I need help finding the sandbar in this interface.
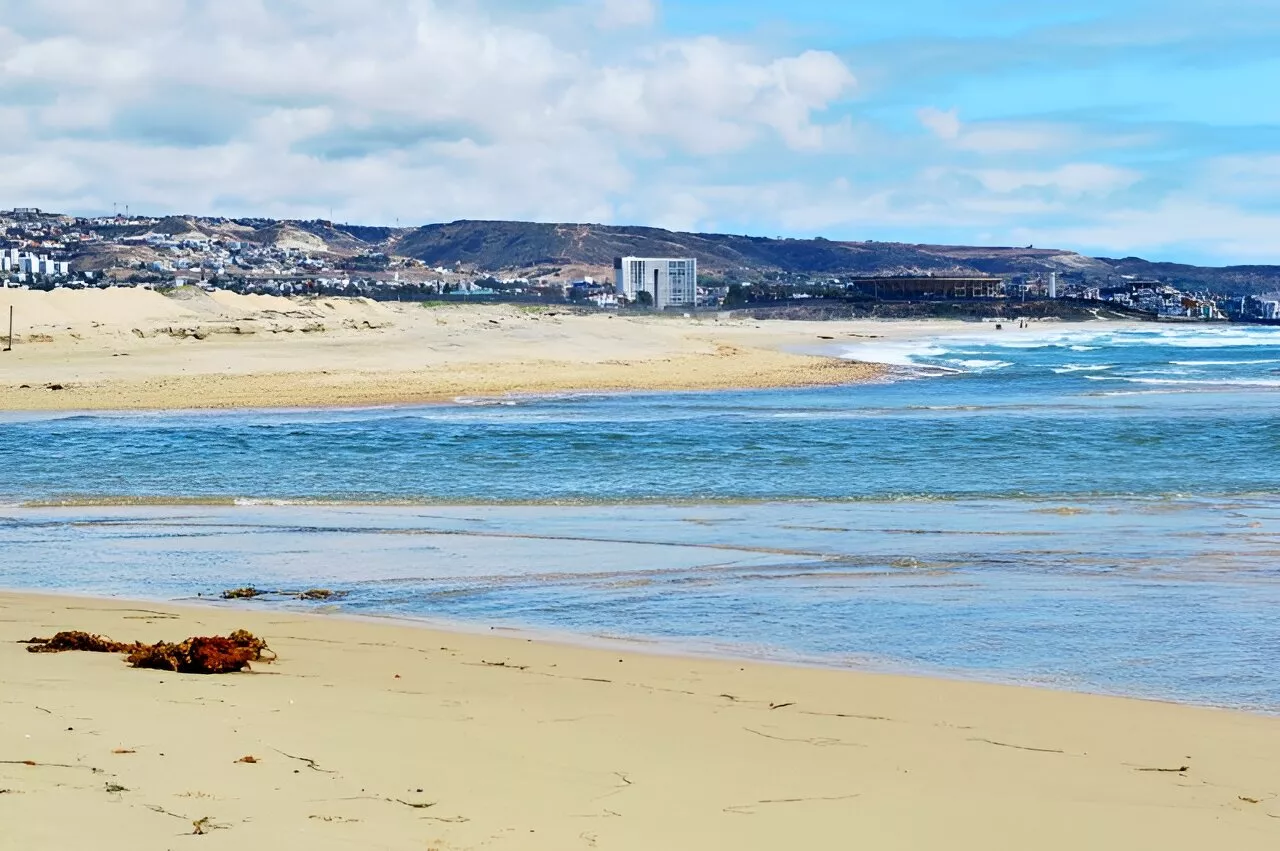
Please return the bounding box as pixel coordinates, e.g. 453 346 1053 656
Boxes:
0 288 1122 410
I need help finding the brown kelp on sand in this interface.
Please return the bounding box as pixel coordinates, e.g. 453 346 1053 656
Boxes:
22 629 274 674
220 586 347 602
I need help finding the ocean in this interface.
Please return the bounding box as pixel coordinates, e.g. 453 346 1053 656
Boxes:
3 323 1280 710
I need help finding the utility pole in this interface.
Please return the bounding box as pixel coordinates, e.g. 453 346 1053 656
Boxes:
4 305 12 352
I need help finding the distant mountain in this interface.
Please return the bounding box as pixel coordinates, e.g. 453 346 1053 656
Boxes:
1096 257 1280 297
390 220 1280 295
392 220 1117 278
61 214 1280 295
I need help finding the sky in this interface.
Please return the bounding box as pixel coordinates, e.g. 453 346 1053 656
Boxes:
1 0 1278 264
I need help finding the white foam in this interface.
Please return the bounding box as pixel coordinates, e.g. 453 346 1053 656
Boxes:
453 397 520 406
842 325 1280 371
1089 376 1280 388
1052 364 1113 374
950 359 1012 371
1171 358 1280 366
838 342 949 367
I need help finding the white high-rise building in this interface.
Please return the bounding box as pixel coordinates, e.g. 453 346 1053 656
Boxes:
2 250 71 277
614 256 697 309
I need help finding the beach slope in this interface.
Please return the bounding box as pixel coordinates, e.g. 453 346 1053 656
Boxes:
1 592 1277 850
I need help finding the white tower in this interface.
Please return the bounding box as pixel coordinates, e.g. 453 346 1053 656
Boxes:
1049 272 1058 299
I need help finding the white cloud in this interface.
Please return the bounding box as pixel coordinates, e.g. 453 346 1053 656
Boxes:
1203 154 1280 199
0 0 856 222
917 108 1124 155
597 0 658 30
917 106 960 140
970 163 1141 196
954 124 1067 153
1010 199 1280 263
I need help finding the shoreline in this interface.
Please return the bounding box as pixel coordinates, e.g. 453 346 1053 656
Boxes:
5 583 1274 718
0 347 887 412
3 588 1279 848
0 290 1145 412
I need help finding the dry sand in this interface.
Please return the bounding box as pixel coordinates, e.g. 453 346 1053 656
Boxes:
0 287 1085 410
1 591 1278 850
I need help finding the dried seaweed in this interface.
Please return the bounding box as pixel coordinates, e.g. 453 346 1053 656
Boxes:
24 630 274 675
298 589 346 601
221 587 265 600
24 632 138 654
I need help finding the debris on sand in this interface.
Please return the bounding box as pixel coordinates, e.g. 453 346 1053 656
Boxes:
219 586 349 602
23 632 135 654
128 631 275 674
23 630 275 675
191 816 226 835
221 587 266 600
297 589 346 601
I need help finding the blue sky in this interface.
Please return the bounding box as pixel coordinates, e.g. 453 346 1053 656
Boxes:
0 0 1277 264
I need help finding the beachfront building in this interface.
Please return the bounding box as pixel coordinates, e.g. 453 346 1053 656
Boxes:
614 256 698 309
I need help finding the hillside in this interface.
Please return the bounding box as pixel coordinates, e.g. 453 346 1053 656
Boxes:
387 221 1224 288
54 215 1280 295
392 220 1111 277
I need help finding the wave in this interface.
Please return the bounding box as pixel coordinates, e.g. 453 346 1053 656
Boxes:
949 359 1012 371
1086 376 1280 388
1171 359 1280 366
838 342 950 366
452 397 520 407
1052 364 1113 374
16 491 1280 510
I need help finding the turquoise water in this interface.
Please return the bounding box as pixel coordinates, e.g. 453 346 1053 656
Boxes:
3 324 1280 709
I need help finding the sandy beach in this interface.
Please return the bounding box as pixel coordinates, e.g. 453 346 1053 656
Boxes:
1 591 1277 850
0 287 1098 411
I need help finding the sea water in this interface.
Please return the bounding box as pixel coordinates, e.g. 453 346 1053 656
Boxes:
2 324 1280 710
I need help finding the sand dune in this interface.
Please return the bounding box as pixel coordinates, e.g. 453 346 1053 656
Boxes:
1 592 1278 850
0 288 911 410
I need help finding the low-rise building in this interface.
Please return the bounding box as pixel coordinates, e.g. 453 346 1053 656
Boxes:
843 276 1004 300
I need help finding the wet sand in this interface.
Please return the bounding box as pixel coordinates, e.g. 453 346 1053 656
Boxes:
2 590 1278 850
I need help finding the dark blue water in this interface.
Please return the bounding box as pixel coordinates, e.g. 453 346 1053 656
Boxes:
3 324 1280 710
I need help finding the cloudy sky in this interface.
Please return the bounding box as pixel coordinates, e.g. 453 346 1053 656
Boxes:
1 0 1277 264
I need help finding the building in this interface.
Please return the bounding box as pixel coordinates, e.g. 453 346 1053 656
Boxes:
2 250 70 277
843 275 1004 300
614 256 698 309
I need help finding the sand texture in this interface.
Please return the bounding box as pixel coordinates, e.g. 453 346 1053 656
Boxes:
0 288 1098 410
1 592 1277 850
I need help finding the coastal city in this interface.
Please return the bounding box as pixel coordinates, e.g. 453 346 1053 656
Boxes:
2 206 1276 322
